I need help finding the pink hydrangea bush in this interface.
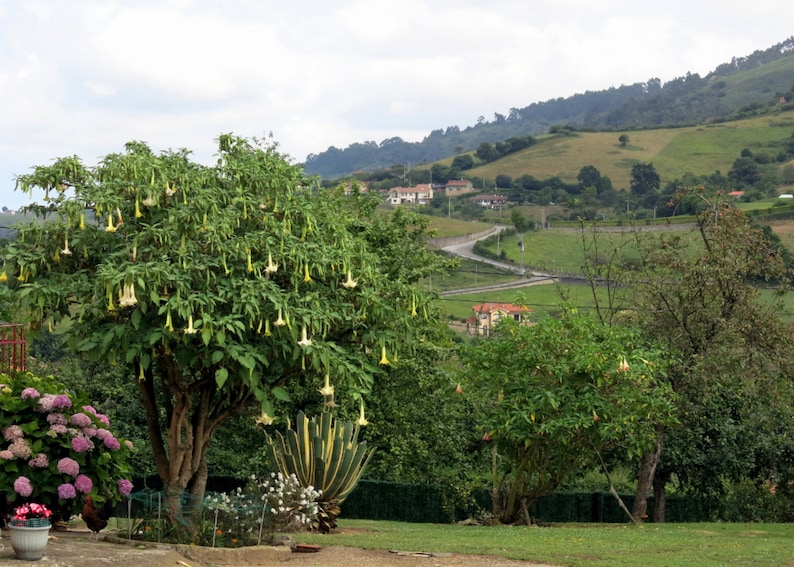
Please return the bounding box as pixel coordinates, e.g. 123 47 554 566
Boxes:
0 371 134 520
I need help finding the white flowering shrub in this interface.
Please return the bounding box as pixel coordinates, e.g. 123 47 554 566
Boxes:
202 472 321 546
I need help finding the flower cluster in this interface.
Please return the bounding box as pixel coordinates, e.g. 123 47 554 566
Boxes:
0 371 134 519
12 502 52 522
200 472 321 546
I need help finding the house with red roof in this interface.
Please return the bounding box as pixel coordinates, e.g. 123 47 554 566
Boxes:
467 302 533 336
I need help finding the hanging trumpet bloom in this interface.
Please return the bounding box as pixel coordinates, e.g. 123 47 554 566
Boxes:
61 236 72 256
142 196 155 207
164 309 175 332
455 383 462 394
254 411 274 426
246 247 254 273
303 264 312 283
274 308 286 327
119 283 138 307
617 356 630 372
297 326 312 347
184 315 198 334
165 182 176 197
411 297 418 317
79 211 86 230
356 401 370 427
263 319 272 336
264 253 278 274
342 270 358 289
379 345 391 366
319 374 334 398
139 362 145 381
105 214 116 233
116 207 123 228
0 270 7 283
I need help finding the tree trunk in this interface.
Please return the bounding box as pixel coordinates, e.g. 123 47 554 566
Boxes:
632 436 663 522
653 470 669 523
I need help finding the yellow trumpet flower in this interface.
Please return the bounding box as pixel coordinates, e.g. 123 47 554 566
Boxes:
298 326 312 347
164 309 175 332
105 214 116 233
254 412 274 426
246 248 254 273
618 357 630 372
0 271 7 282
274 308 286 327
319 374 334 398
265 253 278 274
379 345 390 366
356 401 370 427
263 319 272 336
342 270 357 289
303 264 312 283
119 283 138 307
79 212 86 229
184 315 198 334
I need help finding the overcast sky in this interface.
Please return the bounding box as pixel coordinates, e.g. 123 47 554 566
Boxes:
1 0 792 209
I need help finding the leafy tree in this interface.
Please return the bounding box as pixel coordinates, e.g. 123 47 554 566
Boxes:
610 195 794 521
475 142 500 163
577 165 602 188
618 134 630 146
728 156 761 186
3 135 442 534
511 209 530 233
495 174 512 189
630 162 660 195
451 154 475 171
459 311 676 524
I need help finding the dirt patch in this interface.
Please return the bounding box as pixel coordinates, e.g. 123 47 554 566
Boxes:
0 528 562 567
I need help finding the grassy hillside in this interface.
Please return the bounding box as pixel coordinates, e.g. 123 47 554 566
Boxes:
461 109 794 190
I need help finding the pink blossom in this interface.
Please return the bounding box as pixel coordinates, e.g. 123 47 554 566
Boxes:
38 394 57 412
13 476 33 497
57 457 80 476
95 413 110 426
10 438 32 459
71 437 91 453
82 426 98 438
47 413 68 425
58 483 77 499
103 435 121 451
3 425 23 441
74 474 93 494
52 394 72 409
0 449 13 460
21 387 40 400
117 479 133 496
50 424 68 435
94 429 110 441
82 405 97 415
70 413 92 427
29 454 49 468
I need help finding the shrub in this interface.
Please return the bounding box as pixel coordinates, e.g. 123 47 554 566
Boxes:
0 371 133 520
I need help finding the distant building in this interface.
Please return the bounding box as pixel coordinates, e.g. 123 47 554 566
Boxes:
443 179 474 196
467 302 533 336
474 194 508 208
387 183 434 205
343 182 368 196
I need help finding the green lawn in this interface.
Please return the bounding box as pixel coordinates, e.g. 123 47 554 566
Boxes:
295 519 794 567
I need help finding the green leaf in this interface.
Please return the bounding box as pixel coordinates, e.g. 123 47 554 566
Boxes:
211 350 225 364
215 368 229 388
272 386 291 402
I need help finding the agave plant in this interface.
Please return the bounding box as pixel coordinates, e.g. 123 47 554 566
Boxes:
264 409 374 532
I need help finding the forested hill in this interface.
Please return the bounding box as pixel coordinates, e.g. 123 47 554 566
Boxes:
304 37 794 179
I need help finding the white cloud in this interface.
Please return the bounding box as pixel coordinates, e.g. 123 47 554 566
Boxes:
0 0 792 208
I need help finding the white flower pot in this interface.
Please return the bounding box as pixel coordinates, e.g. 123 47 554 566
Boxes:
8 521 51 561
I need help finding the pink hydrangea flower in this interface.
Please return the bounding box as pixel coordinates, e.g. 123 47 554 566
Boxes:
118 479 133 496
50 424 68 435
47 413 68 425
71 437 91 453
58 483 77 499
38 394 57 412
14 476 33 497
75 474 93 494
95 413 110 426
57 457 80 476
95 429 110 441
82 405 97 415
52 394 72 409
82 426 98 438
29 453 49 468
21 387 40 400
70 413 92 427
3 424 23 440
103 435 121 451
0 449 14 460
10 438 32 459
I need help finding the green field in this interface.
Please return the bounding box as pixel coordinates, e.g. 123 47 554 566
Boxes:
295 519 794 567
459 108 794 190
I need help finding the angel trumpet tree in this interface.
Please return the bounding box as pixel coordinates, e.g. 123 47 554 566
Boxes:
2 135 442 535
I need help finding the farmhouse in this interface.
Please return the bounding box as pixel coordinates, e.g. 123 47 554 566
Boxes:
387 183 434 205
443 179 475 196
467 302 533 336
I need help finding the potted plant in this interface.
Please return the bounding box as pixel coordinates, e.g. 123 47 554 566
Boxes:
7 502 52 560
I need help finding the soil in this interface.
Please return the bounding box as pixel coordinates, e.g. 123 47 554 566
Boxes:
0 527 563 567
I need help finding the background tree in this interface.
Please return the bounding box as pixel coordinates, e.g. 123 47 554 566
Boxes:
577 165 602 189
3 135 443 534
629 162 660 195
459 311 676 524
618 134 630 146
475 142 500 163
451 154 475 171
615 195 794 521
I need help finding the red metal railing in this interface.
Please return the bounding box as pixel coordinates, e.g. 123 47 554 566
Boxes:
0 323 26 374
